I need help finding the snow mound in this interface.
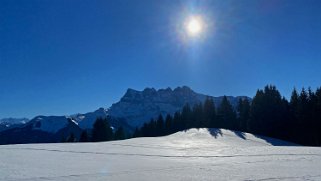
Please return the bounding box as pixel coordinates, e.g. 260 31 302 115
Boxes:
165 128 298 147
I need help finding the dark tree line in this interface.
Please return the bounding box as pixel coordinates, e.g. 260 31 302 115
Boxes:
63 117 126 142
133 85 321 146
132 96 238 138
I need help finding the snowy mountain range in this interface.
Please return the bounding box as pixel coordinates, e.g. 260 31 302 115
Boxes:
0 86 250 144
0 118 29 132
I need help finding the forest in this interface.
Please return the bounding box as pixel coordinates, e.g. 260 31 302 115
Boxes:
77 85 321 146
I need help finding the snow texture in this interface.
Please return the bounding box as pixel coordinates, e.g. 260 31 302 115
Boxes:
1 128 320 181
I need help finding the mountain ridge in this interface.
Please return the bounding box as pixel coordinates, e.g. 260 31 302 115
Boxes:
0 86 251 145
108 86 249 127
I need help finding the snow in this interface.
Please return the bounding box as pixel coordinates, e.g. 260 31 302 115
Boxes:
31 116 69 133
72 108 108 129
0 128 320 181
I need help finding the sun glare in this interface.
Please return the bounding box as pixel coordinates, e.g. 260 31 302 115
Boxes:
185 16 204 37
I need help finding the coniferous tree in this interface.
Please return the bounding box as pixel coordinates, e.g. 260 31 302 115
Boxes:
172 110 182 132
141 118 156 137
237 98 250 132
79 130 89 142
92 118 113 142
180 103 193 130
217 96 237 130
149 118 157 136
181 103 192 129
191 102 203 128
307 88 319 144
316 88 321 144
203 97 216 128
290 88 299 121
249 85 287 138
60 133 66 143
140 123 148 137
114 127 125 140
133 127 141 138
289 88 300 142
165 114 173 135
66 133 75 142
156 114 165 136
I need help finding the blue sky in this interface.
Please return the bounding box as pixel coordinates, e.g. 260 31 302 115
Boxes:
1 0 321 118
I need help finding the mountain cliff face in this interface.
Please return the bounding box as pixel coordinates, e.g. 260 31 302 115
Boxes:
108 86 249 127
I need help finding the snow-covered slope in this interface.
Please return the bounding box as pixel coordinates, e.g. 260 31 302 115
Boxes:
28 116 72 133
72 108 108 129
1 128 320 181
108 86 248 127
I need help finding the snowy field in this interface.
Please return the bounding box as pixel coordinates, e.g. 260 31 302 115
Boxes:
0 128 321 181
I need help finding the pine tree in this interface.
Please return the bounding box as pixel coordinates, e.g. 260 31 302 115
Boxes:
60 133 66 143
316 88 321 144
66 133 75 142
191 102 203 128
156 114 165 136
217 96 237 130
172 111 182 132
165 114 173 135
290 88 299 119
181 103 192 129
249 85 286 138
133 127 141 138
92 118 113 142
114 127 125 140
237 98 250 132
203 97 216 128
79 130 89 142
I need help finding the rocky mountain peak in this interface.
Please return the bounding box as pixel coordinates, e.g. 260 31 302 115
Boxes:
108 86 249 127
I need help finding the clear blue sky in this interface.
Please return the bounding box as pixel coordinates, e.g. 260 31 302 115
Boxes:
1 0 321 119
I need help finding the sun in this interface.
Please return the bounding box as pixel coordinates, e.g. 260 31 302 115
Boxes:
185 16 204 37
